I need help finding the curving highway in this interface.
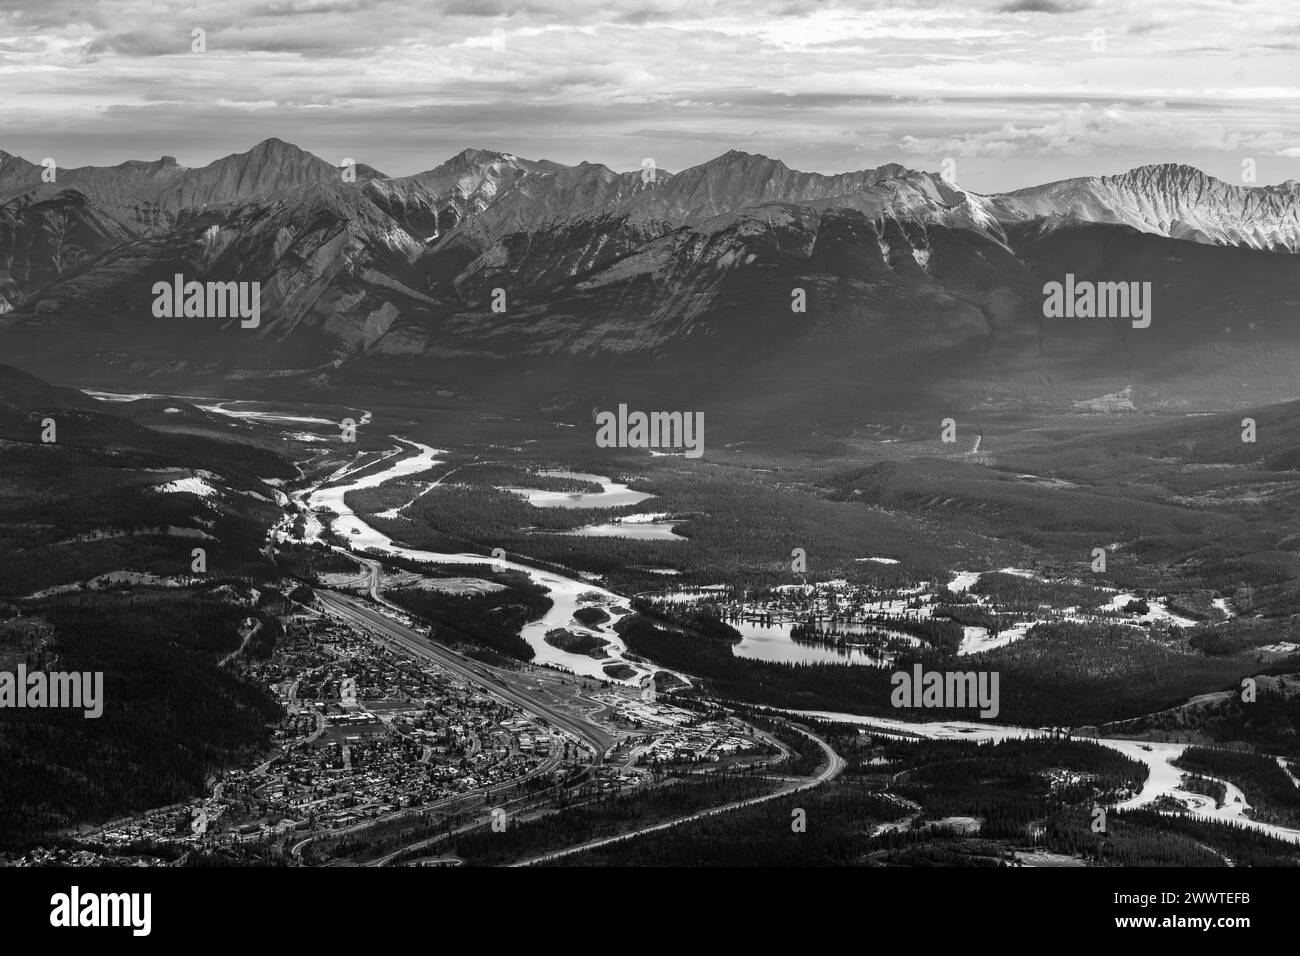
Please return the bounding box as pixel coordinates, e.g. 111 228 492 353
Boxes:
511 721 844 866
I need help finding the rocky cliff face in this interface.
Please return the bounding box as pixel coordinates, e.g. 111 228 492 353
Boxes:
0 188 135 313
1 139 365 235
1 141 1298 411
363 148 562 244
994 164 1300 252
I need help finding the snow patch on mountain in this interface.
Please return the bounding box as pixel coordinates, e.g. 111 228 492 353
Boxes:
996 164 1300 252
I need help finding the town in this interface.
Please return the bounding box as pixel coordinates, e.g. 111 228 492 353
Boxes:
13 589 774 867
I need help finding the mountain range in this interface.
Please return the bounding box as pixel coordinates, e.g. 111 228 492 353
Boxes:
2 138 1299 417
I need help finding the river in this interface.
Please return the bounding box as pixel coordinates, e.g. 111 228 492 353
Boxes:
298 440 660 684
97 389 1300 848
786 709 1300 846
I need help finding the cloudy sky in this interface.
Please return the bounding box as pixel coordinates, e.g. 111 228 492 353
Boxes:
2 0 1297 192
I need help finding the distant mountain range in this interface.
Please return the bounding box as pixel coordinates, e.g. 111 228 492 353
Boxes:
2 138 1299 416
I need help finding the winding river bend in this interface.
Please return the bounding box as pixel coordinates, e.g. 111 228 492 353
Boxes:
298 440 659 684
295 433 1300 848
788 710 1300 846
87 389 1300 850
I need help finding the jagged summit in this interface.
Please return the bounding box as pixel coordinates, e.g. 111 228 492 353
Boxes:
3 139 1299 352
7 136 1297 250
245 136 302 154
708 149 784 167
3 138 1300 415
443 147 511 166
994 161 1300 251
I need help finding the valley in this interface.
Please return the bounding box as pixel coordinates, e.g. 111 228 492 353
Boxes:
3 362 1300 868
4 0 1300 934
3 136 1300 869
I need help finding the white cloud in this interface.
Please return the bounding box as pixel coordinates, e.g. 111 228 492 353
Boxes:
898 102 1300 159
216 98 279 109
0 0 1294 190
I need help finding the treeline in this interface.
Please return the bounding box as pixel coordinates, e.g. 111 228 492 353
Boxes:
1173 746 1300 828
615 612 1270 727
629 598 742 644
0 589 282 845
384 585 550 662
1007 809 1225 867
375 483 638 538
452 773 778 866
1189 617 1300 655
273 541 361 582
0 479 278 597
1111 809 1300 866
1165 590 1226 622
929 603 1020 634
1029 806 1300 866
741 716 825 776
349 459 951 596
550 779 902 867
561 783 1300 867
1104 687 1300 759
449 465 603 494
1181 773 1228 806
540 739 1300 866
967 572 1109 614
0 419 287 598
363 548 584 593
614 612 894 714
973 620 1267 728
786 612 963 655
885 737 1147 840
669 697 867 763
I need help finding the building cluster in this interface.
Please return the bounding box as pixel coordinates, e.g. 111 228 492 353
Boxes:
595 694 760 766
711 581 932 626
74 613 559 855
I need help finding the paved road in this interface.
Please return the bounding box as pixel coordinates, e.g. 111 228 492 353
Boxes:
365 764 586 867
318 587 850 868
511 721 844 866
293 745 568 864
315 589 617 758
1279 756 1300 789
218 619 262 668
